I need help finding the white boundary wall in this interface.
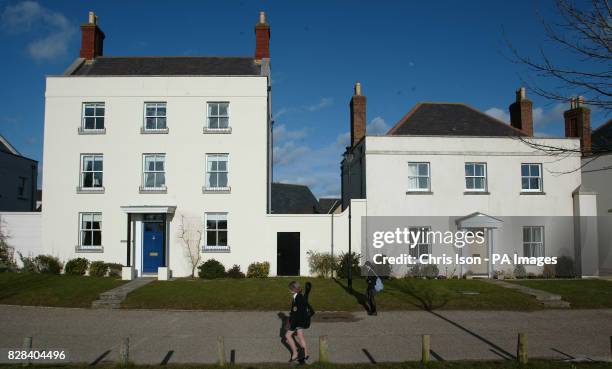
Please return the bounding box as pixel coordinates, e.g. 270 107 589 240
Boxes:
0 212 42 265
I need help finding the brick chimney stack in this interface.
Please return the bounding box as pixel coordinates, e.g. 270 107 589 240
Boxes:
80 11 105 60
350 83 366 147
509 87 533 136
254 11 270 60
564 96 592 155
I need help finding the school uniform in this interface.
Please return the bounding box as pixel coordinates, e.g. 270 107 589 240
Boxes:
289 292 309 330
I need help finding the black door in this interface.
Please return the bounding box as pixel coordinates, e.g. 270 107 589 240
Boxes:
277 232 300 276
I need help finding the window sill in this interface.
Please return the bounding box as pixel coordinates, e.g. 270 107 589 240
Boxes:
77 186 105 194
406 191 433 195
78 128 106 135
202 186 231 194
203 127 232 134
75 246 104 253
139 186 167 194
520 191 546 195
202 246 231 253
464 191 490 195
141 127 169 134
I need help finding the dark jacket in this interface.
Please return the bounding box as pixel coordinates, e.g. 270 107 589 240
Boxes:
289 282 314 330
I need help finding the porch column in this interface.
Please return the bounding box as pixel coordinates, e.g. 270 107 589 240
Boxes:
126 213 132 266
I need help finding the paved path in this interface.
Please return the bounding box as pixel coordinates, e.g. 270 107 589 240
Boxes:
92 278 155 309
1 305 611 364
484 280 571 308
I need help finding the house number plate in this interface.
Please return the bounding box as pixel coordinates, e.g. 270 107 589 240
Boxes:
149 252 158 256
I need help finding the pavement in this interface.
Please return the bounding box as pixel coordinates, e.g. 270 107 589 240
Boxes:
1 305 611 364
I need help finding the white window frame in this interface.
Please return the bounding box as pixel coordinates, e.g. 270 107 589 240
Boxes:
204 212 229 251
142 154 166 190
523 226 544 257
80 154 104 190
408 162 431 191
81 102 105 131
78 212 102 249
143 102 168 132
408 226 431 260
465 162 487 192
205 154 230 191
521 163 543 192
205 102 231 132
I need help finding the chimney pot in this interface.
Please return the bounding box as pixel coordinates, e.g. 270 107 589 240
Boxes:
350 83 366 147
254 11 270 60
80 10 105 60
563 97 591 155
509 87 533 136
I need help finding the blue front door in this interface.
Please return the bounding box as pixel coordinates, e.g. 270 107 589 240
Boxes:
143 221 164 273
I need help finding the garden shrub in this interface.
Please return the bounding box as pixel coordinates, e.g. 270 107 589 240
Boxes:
336 252 360 279
64 258 90 276
198 259 226 279
247 261 270 278
89 261 109 277
226 264 245 278
406 264 423 278
0 241 17 273
18 252 36 273
513 264 527 279
306 250 338 278
423 264 440 279
33 255 63 274
106 263 123 277
542 264 555 279
555 256 575 278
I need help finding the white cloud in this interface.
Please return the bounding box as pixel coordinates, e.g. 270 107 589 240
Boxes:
307 97 333 112
485 103 566 128
533 103 565 127
273 124 307 142
1 1 75 61
335 116 389 149
484 107 510 123
273 141 310 166
367 116 389 135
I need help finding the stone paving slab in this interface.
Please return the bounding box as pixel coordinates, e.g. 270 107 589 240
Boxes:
1 305 610 364
92 277 155 309
484 279 571 308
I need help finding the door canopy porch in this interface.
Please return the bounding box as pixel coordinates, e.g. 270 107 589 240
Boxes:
455 212 503 229
120 205 176 214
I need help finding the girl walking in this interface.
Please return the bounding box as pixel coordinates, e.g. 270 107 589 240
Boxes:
285 281 313 363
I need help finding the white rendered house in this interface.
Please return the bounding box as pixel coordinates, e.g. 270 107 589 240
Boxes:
341 85 601 277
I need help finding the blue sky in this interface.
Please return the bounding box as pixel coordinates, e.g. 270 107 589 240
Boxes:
0 0 607 197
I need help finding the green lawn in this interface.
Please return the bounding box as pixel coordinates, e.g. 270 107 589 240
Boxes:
122 277 542 311
0 361 610 369
509 279 612 309
0 273 126 308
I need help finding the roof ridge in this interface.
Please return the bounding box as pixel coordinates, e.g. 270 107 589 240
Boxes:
96 55 254 59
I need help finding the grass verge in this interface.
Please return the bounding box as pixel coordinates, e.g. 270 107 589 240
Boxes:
509 279 612 309
0 273 126 308
122 277 542 311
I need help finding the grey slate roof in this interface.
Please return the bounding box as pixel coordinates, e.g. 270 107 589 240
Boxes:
319 198 341 214
387 103 526 137
70 56 261 76
592 119 612 152
271 183 320 214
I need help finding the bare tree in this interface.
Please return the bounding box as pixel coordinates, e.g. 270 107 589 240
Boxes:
177 214 203 278
506 0 611 111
